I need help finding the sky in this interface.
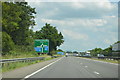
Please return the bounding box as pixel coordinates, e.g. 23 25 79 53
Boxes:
26 0 119 52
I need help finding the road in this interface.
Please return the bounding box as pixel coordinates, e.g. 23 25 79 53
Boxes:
24 56 118 78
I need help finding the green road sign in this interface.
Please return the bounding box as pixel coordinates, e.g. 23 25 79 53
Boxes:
34 39 49 53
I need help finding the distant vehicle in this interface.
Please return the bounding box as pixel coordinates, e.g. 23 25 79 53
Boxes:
75 54 79 57
97 54 104 57
79 54 82 57
83 54 91 58
73 54 78 56
65 53 68 57
97 54 105 59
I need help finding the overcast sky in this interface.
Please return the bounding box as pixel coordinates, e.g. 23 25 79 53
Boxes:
26 0 118 52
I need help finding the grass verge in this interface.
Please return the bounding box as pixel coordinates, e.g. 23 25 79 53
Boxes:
2 55 60 73
1 51 39 59
79 57 119 64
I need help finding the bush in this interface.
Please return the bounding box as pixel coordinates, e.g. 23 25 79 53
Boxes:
50 50 56 55
2 32 14 55
9 50 17 55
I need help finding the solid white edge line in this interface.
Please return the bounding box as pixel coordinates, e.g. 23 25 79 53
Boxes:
24 57 63 79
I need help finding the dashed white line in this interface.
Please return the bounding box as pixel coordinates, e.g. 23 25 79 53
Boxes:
94 71 100 75
24 57 63 79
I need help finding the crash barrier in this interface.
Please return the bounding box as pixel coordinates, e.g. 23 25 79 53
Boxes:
0 57 45 64
77 56 92 58
79 56 120 60
93 56 120 60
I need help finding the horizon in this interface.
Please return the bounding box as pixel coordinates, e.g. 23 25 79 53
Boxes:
27 0 118 52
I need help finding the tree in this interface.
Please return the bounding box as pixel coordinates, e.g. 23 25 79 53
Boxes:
35 23 64 54
66 51 72 53
90 41 120 57
73 51 78 53
2 2 36 45
114 41 120 44
57 49 63 52
90 48 103 56
2 2 21 34
2 2 36 55
2 32 14 55
103 45 112 56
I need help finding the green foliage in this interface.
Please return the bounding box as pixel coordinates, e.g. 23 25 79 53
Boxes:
35 23 64 54
2 60 42 72
2 32 14 55
90 45 112 57
66 51 72 53
114 41 120 44
2 2 36 45
2 2 36 56
102 46 112 56
50 50 57 55
2 2 21 33
2 2 64 57
0 32 2 53
73 51 78 53
2 56 54 72
90 48 103 56
57 49 64 52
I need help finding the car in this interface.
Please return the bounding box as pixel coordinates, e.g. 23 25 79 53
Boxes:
65 53 69 57
97 54 105 59
83 54 91 58
75 54 79 57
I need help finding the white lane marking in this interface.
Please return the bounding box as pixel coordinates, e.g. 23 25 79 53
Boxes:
80 63 83 64
80 58 118 65
85 66 88 68
24 57 63 79
94 71 100 75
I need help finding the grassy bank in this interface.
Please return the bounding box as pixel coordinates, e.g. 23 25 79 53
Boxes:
80 57 119 64
2 55 60 73
1 51 39 59
1 46 63 73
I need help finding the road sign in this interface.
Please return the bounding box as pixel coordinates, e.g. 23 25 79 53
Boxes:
57 52 64 55
34 39 49 53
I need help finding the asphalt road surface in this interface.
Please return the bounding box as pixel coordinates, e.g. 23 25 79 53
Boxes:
24 56 118 78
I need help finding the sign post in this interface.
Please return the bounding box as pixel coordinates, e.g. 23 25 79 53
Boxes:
34 39 49 54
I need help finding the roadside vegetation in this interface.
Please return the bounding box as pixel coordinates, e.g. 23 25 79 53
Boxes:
2 2 64 58
1 1 64 73
89 41 120 57
79 41 120 64
80 57 119 64
2 55 60 73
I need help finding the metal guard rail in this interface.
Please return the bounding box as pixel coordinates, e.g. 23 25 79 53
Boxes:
0 57 45 63
79 56 120 60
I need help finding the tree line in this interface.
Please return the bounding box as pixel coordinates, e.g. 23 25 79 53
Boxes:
2 2 64 56
89 41 120 57
66 41 120 57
